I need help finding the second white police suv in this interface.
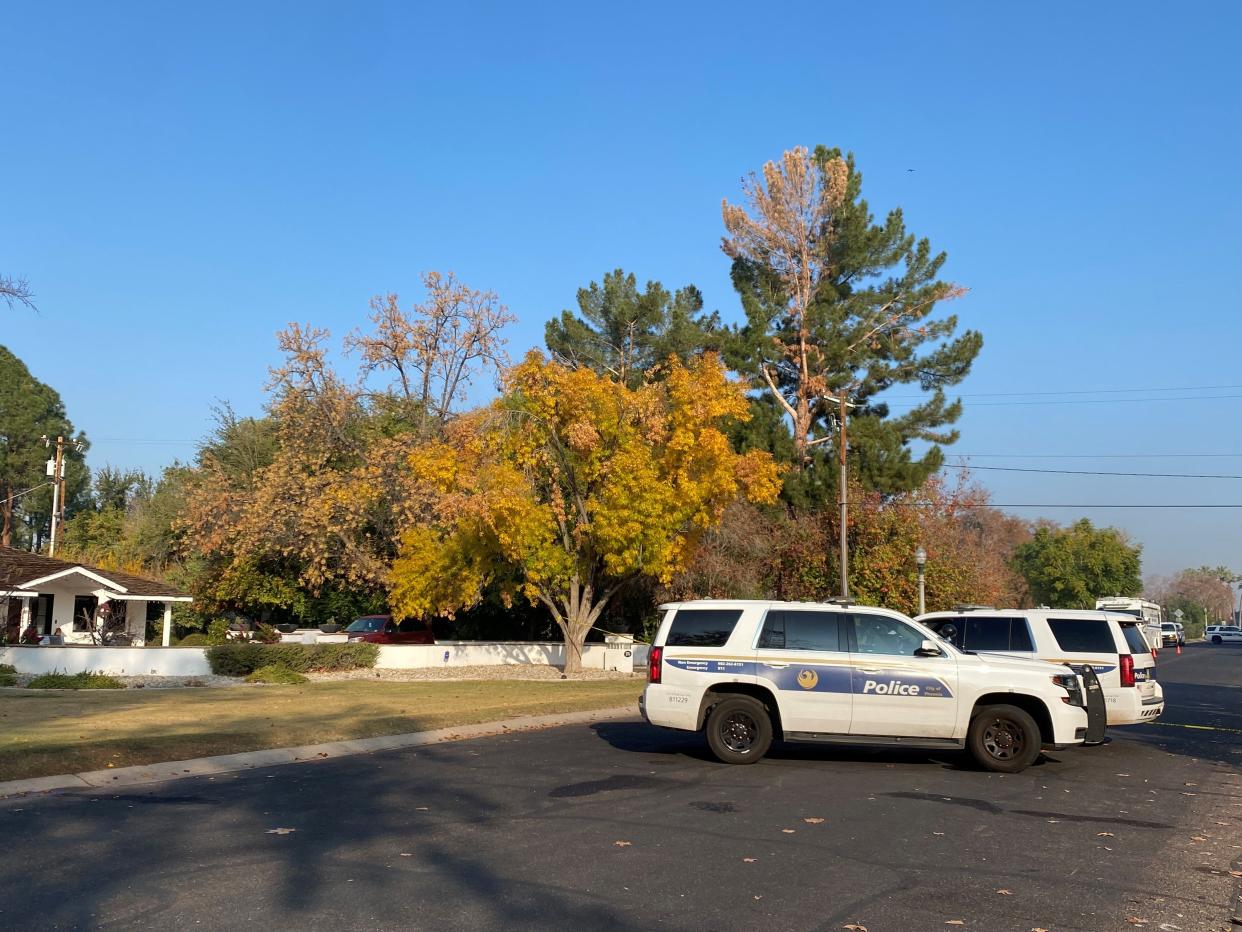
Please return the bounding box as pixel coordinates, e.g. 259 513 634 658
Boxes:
640 599 1107 773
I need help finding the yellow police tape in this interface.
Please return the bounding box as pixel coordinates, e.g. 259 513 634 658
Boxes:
1153 721 1242 735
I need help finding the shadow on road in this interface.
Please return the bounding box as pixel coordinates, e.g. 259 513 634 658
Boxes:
587 720 1071 773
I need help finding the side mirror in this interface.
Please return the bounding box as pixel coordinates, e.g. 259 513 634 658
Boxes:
915 639 943 657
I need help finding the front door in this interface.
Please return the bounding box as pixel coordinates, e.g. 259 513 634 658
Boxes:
848 611 959 739
753 608 852 734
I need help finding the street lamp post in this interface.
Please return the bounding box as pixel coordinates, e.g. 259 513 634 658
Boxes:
915 546 927 616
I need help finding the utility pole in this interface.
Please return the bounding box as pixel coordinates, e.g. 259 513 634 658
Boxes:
823 393 857 600
43 435 68 557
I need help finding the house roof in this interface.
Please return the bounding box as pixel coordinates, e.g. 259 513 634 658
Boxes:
0 546 191 599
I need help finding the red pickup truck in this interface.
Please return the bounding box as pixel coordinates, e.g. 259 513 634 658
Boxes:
344 615 435 645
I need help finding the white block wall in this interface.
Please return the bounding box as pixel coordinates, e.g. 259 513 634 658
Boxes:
0 646 211 677
0 641 648 677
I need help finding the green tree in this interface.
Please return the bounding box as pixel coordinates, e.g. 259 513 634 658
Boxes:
545 269 721 386
721 146 981 503
1010 519 1141 608
0 346 90 548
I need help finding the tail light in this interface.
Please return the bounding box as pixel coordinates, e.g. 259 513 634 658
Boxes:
1119 653 1135 687
648 646 663 684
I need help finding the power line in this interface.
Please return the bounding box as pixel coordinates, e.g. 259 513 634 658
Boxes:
886 383 1242 399
941 463 1242 479
988 503 1242 509
889 394 1242 409
949 453 1242 459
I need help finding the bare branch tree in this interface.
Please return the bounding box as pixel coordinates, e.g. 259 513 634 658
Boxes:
346 272 515 425
1 274 36 311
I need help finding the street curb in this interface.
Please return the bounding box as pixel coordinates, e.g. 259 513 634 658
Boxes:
0 704 638 799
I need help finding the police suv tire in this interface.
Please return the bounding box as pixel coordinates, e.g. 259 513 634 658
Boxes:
705 696 773 765
967 704 1041 774
1211 635 1222 644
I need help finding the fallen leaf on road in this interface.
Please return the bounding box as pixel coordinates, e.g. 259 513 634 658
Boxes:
781 829 796 834
1097 832 1115 837
753 895 762 900
933 832 945 836
265 828 296 835
1046 819 1060 824
1124 919 1148 927
843 925 867 931
945 922 965 926
1229 870 1242 878
996 889 1012 895
804 817 826 824
1032 928 1050 931
399 853 413 857
613 841 632 847
743 858 757 863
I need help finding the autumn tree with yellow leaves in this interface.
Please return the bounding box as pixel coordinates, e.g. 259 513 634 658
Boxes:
388 352 781 676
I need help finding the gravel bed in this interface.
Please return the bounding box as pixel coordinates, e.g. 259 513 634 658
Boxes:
308 665 643 683
4 673 247 689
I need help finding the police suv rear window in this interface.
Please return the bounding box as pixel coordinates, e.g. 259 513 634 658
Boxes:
1120 623 1149 654
665 609 743 647
1047 619 1117 654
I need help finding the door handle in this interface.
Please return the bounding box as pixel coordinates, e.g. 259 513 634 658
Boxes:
765 662 790 669
858 669 882 675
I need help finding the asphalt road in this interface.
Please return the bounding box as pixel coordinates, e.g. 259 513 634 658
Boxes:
3 644 1240 932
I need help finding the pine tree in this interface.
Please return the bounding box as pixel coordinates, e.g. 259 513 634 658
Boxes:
722 146 982 502
545 269 721 386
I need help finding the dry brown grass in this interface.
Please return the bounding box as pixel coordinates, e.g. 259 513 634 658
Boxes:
0 678 643 782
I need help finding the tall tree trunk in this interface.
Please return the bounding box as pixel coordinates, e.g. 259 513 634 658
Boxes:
546 575 618 678
1 485 11 548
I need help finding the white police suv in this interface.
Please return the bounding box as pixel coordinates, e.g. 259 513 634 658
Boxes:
641 600 1105 773
916 608 1163 727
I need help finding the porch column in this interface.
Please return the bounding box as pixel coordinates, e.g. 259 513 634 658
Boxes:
161 604 172 647
20 597 32 629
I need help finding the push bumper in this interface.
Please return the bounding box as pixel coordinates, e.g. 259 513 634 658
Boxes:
1080 665 1108 745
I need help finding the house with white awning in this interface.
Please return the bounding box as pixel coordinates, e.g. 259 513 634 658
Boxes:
0 546 191 647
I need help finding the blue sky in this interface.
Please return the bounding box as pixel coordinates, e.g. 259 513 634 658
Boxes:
2 1 1240 579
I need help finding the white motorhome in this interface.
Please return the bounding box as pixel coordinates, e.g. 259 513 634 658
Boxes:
1094 597 1163 650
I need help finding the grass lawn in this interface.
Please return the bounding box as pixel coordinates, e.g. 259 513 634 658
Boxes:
0 679 643 782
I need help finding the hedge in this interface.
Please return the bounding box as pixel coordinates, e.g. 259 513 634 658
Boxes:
206 643 379 677
28 671 125 690
245 664 310 685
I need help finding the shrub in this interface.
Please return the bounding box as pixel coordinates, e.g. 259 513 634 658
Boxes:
207 619 231 646
0 673 16 687
27 671 125 690
206 643 379 677
245 664 309 685
0 663 16 674
253 623 282 644
177 633 211 647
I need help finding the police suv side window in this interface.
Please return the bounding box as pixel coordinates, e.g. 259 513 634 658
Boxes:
786 611 842 651
1009 619 1035 651
963 616 1010 651
851 612 926 656
666 609 743 647
757 611 842 651
1047 619 1117 654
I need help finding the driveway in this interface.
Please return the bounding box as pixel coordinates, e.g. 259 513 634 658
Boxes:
2 644 1239 931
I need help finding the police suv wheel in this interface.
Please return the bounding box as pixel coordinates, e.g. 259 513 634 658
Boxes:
1211 636 1222 644
967 704 1041 774
705 696 773 765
